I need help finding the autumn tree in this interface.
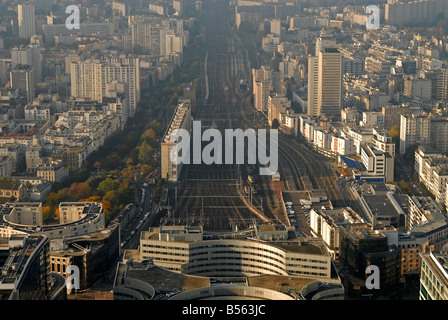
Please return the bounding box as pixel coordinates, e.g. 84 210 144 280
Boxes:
138 141 154 164
98 178 120 195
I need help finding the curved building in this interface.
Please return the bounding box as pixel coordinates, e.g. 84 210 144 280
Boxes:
113 225 344 300
138 226 332 279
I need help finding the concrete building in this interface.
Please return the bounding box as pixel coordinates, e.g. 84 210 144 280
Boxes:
385 0 448 26
18 4 35 39
0 234 64 300
372 128 396 157
70 58 139 117
307 55 319 117
267 94 290 127
420 250 448 300
430 116 448 155
252 66 273 112
399 113 430 155
36 161 68 183
382 104 416 131
339 223 402 295
309 207 364 259
11 44 42 83
404 76 432 100
331 136 355 156
317 47 342 119
123 225 339 282
10 65 35 104
365 56 393 77
0 202 42 226
0 202 105 240
351 182 407 229
361 112 384 128
361 145 394 182
160 100 191 182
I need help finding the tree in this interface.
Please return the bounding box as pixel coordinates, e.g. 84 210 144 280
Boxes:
138 141 154 164
94 161 103 171
141 128 158 146
271 119 280 129
149 120 164 135
98 178 120 195
46 192 61 207
67 182 93 201
389 125 400 146
42 206 56 225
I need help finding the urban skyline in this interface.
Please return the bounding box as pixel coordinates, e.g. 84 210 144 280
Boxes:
0 0 447 309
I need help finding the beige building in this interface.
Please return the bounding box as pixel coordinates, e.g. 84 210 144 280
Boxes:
267 94 290 127
309 207 364 259
18 4 35 39
160 100 191 182
37 160 69 183
0 181 28 202
317 48 342 119
382 104 415 131
307 55 319 117
400 113 430 155
71 58 139 117
133 225 335 280
420 250 448 300
0 202 42 226
252 66 272 112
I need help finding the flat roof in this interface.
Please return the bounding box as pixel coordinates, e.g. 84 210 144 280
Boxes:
363 194 401 217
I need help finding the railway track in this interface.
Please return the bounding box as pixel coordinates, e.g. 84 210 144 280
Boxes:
171 1 276 231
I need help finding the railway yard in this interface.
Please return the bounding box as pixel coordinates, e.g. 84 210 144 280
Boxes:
165 1 347 234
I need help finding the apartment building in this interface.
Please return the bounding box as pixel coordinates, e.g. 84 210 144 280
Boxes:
309 207 364 259
36 160 69 183
70 58 139 117
137 225 335 280
252 66 273 112
18 4 35 39
420 251 448 300
399 113 430 155
268 94 290 127
317 47 342 119
361 145 394 182
160 100 191 182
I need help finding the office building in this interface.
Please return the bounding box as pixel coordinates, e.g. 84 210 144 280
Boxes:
317 48 342 119
161 100 191 182
129 225 337 280
18 4 35 39
361 145 394 182
307 55 319 117
0 234 54 300
339 223 402 295
420 250 448 300
71 58 139 117
10 65 35 103
11 44 42 83
382 105 416 131
252 66 273 112
309 207 364 259
385 0 448 26
400 114 430 155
